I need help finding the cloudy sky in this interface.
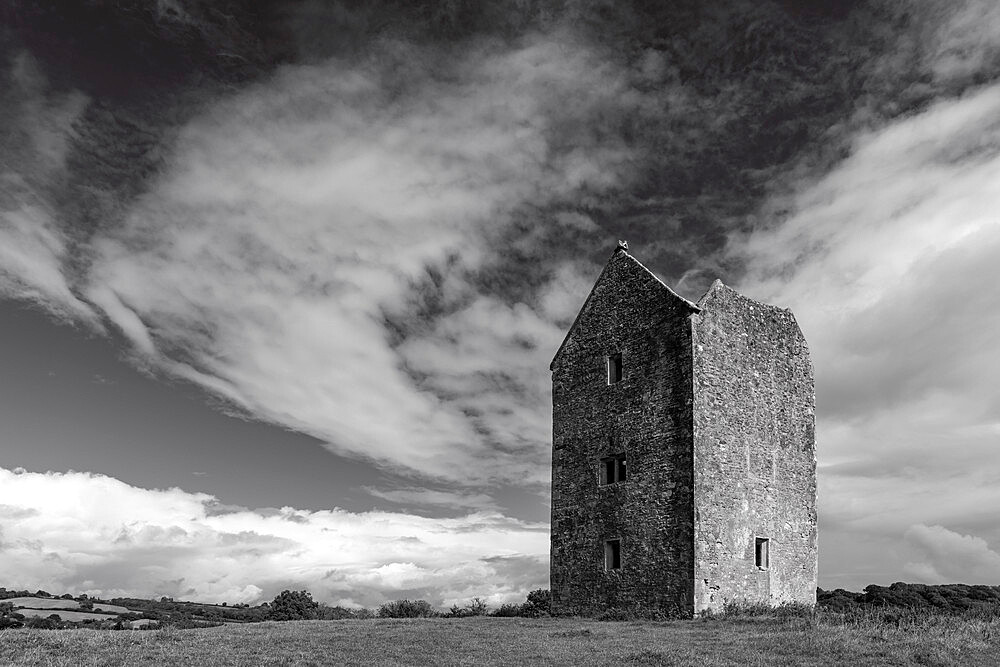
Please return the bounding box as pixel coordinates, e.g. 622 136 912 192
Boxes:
1 0 999 607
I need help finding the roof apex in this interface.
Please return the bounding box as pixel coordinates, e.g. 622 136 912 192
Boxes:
549 244 699 370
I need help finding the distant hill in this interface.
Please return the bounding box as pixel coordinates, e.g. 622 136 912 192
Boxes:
4 597 131 614
0 592 152 630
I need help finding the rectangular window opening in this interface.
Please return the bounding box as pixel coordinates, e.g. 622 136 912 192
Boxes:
604 539 621 571
599 453 627 485
607 353 623 385
755 537 769 569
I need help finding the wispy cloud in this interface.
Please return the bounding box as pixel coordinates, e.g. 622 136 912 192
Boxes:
0 52 93 322
917 0 1000 87
363 486 499 512
737 55 1000 588
5 1 1000 594
0 4 894 495
0 467 547 607
2 35 658 485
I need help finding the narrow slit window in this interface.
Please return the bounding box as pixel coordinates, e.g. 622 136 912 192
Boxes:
604 539 621 571
755 537 769 569
599 454 627 485
607 353 623 385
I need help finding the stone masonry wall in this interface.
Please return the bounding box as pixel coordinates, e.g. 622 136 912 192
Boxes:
691 281 817 614
550 250 697 616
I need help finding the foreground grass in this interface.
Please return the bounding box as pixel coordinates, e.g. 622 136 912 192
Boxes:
1 611 999 666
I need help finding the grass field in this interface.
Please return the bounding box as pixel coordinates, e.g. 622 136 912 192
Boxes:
1 610 1000 666
4 599 84 612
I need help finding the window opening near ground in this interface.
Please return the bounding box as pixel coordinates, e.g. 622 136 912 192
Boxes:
755 537 769 569
607 353 623 384
605 539 621 571
599 453 627 485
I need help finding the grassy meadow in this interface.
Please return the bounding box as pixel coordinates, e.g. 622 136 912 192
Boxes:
2 608 1000 666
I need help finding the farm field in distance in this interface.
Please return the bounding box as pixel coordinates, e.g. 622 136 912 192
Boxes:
2 613 1000 666
11 609 117 623
5 598 131 615
2 597 140 625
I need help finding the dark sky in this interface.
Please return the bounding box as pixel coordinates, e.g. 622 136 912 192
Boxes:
2 0 1000 606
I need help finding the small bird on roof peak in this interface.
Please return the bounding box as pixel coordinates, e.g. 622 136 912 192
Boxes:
617 240 629 251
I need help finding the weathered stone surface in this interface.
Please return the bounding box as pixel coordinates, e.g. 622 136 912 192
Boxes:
550 248 698 616
692 281 816 614
549 248 816 617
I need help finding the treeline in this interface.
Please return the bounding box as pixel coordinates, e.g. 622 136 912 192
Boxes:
378 589 551 619
0 589 63 600
818 583 1000 613
0 586 552 629
261 588 551 620
12 581 997 629
109 597 272 625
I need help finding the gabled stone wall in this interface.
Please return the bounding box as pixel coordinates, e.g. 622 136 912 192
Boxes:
550 250 697 616
691 281 817 613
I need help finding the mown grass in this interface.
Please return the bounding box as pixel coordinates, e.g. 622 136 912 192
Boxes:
1 608 999 666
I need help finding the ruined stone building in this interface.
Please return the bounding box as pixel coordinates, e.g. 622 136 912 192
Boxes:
549 243 816 616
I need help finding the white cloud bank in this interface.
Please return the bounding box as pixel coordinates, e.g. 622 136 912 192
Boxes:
904 524 1000 584
738 78 1000 589
0 467 547 608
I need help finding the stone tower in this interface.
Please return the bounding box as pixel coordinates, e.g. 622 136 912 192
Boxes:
549 244 816 617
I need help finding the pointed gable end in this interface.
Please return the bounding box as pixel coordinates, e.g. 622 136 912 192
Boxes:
695 279 808 348
549 245 699 371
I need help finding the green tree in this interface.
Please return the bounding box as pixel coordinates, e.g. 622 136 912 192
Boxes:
465 598 489 616
520 589 551 617
492 603 522 617
377 600 437 618
26 616 57 629
269 590 320 621
316 604 357 620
